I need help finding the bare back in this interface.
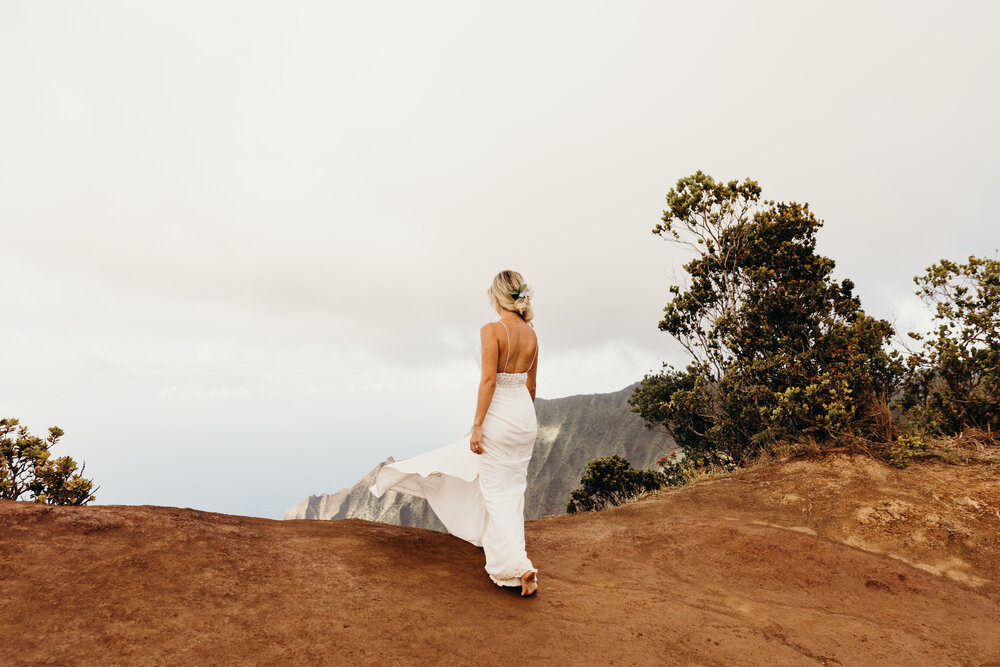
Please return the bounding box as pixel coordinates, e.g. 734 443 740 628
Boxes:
477 317 532 372
493 318 537 374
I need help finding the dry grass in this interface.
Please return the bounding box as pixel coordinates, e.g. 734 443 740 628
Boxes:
688 428 996 488
916 428 1000 465
615 428 999 512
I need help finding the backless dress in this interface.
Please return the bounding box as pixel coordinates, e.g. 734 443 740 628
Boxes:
370 322 538 587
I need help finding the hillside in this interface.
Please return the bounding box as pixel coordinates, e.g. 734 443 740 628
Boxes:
285 383 671 526
3 454 999 665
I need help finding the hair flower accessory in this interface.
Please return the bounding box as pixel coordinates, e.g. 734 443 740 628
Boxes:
508 282 533 313
508 282 533 301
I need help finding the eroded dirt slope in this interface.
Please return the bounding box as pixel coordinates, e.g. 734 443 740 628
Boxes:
2 454 998 665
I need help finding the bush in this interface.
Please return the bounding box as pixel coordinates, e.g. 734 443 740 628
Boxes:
0 418 96 505
884 434 929 469
631 172 902 467
899 255 1000 435
566 455 666 513
656 451 696 487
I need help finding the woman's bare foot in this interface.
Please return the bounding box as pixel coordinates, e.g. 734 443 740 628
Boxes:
520 570 538 597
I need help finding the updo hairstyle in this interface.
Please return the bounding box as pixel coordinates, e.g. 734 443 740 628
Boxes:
487 270 534 322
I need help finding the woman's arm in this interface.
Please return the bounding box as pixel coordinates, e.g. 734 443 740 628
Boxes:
526 339 538 402
470 324 498 455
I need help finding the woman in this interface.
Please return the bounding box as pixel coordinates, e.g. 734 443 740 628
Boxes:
370 270 539 597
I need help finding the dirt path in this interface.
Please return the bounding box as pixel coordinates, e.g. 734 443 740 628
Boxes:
2 455 999 665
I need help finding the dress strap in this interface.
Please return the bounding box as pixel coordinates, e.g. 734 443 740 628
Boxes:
499 321 511 372
527 342 537 372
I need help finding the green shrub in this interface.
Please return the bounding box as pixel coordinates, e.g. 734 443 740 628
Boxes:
899 255 1000 435
566 455 666 513
631 172 902 468
885 434 929 469
657 452 695 487
0 418 96 505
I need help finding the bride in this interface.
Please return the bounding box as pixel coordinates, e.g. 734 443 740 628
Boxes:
370 270 540 597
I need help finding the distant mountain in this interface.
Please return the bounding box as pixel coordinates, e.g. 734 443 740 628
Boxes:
284 457 448 531
284 383 674 528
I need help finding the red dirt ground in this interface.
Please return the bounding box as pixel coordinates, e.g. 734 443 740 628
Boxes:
2 454 999 665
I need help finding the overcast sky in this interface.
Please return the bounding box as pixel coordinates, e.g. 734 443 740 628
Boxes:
1 1 996 518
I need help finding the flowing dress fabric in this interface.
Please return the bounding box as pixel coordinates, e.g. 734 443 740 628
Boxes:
369 371 538 587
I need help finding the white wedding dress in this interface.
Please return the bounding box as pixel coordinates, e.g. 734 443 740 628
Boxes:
369 323 538 587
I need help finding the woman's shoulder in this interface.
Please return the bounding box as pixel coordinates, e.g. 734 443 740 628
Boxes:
479 320 502 340
481 317 536 333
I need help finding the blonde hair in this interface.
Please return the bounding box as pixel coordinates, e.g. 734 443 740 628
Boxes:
487 270 534 322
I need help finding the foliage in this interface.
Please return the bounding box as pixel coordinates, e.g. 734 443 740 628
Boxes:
884 434 929 469
566 455 666 513
0 418 96 505
656 451 698 487
631 171 902 466
899 256 1000 435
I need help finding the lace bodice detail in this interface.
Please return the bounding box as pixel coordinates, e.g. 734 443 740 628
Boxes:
496 372 528 389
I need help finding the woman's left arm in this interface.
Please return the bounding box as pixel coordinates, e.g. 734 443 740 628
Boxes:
526 341 538 402
470 324 498 455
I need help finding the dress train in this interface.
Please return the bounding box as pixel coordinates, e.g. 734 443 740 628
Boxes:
370 375 537 587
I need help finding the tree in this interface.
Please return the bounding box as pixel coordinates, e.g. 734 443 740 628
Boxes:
631 172 901 466
649 170 763 379
566 455 666 513
900 255 1000 434
0 418 96 505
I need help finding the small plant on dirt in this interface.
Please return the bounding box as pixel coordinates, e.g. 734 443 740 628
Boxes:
0 418 96 505
566 455 667 513
656 450 695 487
885 434 929 469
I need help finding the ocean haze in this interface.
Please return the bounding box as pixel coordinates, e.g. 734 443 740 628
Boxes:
1 1 997 518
